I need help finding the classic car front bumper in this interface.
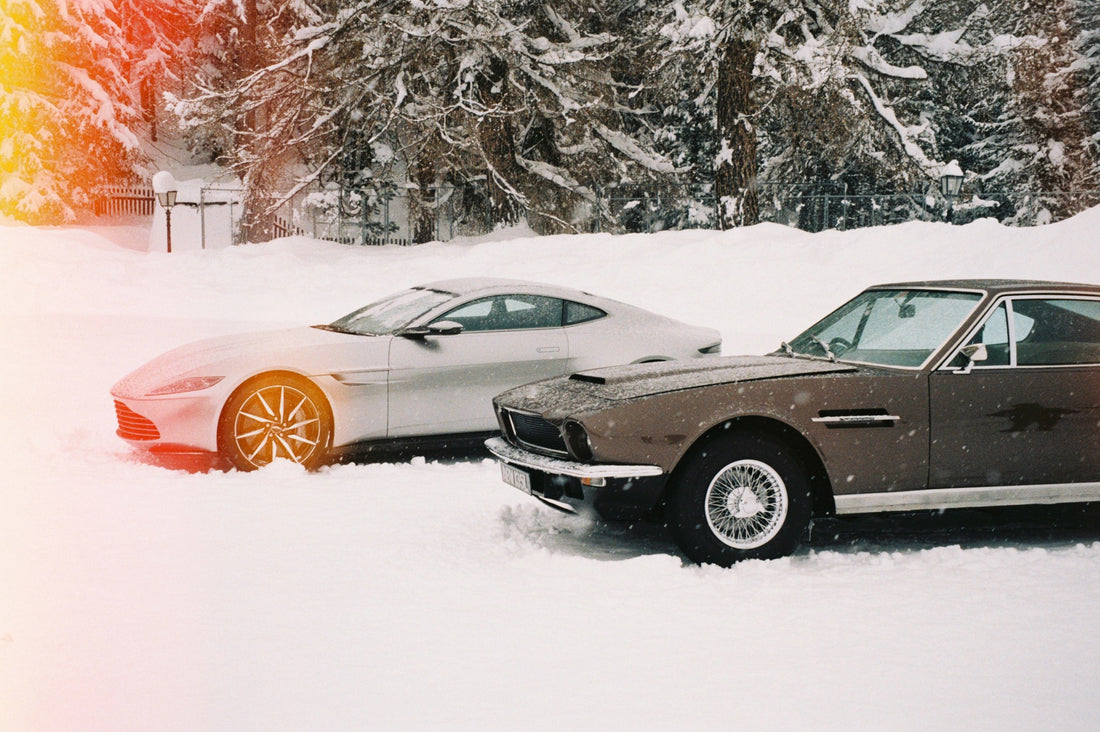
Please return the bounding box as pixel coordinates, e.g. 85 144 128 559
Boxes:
485 437 669 519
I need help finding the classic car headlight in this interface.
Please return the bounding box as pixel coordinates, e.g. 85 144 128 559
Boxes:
146 376 225 396
562 420 593 461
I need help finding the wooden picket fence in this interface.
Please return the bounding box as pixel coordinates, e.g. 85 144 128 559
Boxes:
95 186 155 217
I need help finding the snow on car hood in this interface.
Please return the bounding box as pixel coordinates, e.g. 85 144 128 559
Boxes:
569 355 856 398
112 326 387 398
497 355 856 416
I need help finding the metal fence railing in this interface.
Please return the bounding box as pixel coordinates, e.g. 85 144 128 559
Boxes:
105 181 1100 247
599 185 1100 233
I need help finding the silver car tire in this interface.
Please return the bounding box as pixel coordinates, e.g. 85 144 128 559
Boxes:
670 433 811 565
218 374 332 471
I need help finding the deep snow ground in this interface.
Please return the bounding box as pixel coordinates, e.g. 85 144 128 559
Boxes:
3 214 1100 731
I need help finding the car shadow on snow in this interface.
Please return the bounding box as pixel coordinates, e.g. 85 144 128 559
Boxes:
505 503 1100 565
123 449 233 473
806 503 1100 554
121 442 492 474
334 440 493 466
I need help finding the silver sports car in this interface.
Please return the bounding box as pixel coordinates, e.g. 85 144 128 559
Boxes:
112 278 721 470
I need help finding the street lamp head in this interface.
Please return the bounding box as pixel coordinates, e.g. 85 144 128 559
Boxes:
152 171 178 208
939 160 964 199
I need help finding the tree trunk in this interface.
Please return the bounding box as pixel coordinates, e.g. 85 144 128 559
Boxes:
477 57 524 226
236 0 270 243
239 174 275 244
241 0 258 135
411 156 436 244
715 35 759 229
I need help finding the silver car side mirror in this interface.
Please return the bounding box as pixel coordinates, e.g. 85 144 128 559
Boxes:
955 343 988 374
427 320 464 336
399 320 465 339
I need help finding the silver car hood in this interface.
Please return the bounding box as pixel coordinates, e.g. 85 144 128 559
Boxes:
112 326 387 398
497 355 856 416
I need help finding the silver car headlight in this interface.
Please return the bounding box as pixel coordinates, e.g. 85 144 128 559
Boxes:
562 420 593 462
146 376 225 396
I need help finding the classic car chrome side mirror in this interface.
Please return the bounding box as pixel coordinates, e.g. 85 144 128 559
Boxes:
955 342 988 374
399 320 465 339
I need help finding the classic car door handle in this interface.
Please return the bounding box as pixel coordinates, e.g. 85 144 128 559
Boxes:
537 346 561 353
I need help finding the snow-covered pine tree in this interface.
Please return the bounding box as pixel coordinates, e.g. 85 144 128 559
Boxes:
175 0 676 241
0 0 202 224
170 0 324 242
1081 0 1100 184
648 0 1036 228
651 1 870 228
1 0 143 223
859 0 1098 224
974 0 1100 223
115 0 200 142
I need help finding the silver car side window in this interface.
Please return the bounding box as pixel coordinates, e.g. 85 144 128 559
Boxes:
438 296 564 331
564 301 606 325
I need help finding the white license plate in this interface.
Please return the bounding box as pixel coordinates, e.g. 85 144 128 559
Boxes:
501 463 532 494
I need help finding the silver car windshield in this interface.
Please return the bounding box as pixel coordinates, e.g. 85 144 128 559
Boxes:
786 289 982 368
326 288 456 335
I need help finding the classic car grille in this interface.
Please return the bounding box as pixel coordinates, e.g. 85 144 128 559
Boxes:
114 400 160 441
504 409 568 457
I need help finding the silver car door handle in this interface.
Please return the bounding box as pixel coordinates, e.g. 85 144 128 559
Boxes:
537 346 561 353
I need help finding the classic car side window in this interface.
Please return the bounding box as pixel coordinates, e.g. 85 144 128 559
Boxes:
438 295 564 331
1013 298 1100 366
953 302 1011 367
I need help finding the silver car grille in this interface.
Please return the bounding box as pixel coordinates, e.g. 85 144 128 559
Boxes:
503 409 568 457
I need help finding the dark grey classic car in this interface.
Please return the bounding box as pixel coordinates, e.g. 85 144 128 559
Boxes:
487 280 1100 565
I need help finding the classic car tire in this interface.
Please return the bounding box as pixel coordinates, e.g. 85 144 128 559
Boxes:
218 374 333 471
670 433 811 565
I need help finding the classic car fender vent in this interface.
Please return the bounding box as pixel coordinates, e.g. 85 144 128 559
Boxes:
812 408 900 429
569 372 606 385
503 409 568 457
114 400 161 440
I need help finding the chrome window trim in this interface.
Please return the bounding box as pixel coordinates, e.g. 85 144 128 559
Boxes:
835 481 1100 515
937 293 1100 372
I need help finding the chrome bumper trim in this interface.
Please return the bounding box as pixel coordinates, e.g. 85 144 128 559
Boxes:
485 437 664 479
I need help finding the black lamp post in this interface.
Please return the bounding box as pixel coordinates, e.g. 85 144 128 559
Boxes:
939 161 964 223
153 171 178 253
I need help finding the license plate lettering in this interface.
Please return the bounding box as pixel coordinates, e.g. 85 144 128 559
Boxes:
501 463 531 494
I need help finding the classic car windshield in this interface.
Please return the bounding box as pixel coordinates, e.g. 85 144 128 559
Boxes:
786 289 982 368
325 287 456 335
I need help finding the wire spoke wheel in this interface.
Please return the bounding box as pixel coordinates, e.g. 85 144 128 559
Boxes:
671 434 811 565
231 383 323 469
704 459 788 550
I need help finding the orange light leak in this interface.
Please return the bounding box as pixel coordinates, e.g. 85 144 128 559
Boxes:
1 0 193 224
1 0 46 221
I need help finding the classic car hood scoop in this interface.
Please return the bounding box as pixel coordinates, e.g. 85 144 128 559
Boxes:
568 355 856 400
